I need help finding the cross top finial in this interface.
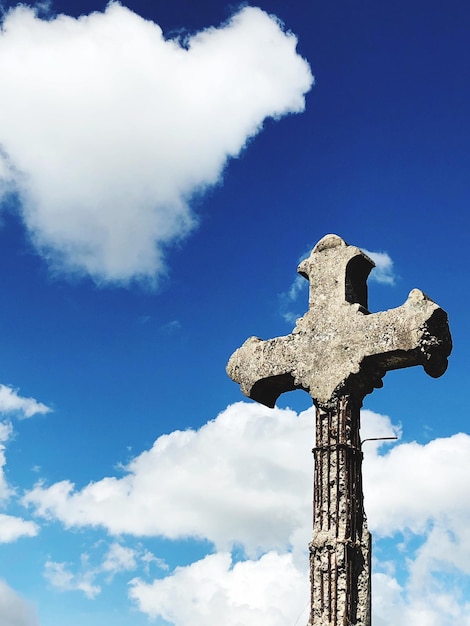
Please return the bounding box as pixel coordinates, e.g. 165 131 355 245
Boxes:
298 234 374 312
227 234 451 408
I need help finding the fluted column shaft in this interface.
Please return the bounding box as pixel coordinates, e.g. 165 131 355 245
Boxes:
308 395 371 626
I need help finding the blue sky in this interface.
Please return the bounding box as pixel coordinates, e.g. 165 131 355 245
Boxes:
0 0 468 624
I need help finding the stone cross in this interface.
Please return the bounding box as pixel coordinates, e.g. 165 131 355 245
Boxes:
226 234 452 626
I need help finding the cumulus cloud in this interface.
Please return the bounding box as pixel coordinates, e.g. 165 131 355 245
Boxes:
0 3 313 285
129 551 309 626
0 580 39 626
363 432 470 537
129 549 470 625
373 570 470 626
0 514 38 543
0 385 51 419
365 423 470 625
23 402 470 623
24 402 314 554
360 407 401 449
24 402 470 551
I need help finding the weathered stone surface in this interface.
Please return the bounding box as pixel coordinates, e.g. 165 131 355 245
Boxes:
227 234 451 407
309 396 370 626
226 234 452 626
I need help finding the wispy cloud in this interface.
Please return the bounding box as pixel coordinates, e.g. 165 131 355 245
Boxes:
0 384 51 419
279 244 396 323
0 421 13 504
44 559 101 599
0 385 50 541
279 275 308 324
44 542 167 598
278 247 311 324
160 320 182 335
0 4 313 286
101 542 138 577
362 249 396 285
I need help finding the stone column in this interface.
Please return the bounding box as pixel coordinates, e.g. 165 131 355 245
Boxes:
309 396 370 626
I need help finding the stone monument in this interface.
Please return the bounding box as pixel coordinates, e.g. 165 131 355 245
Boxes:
226 234 452 626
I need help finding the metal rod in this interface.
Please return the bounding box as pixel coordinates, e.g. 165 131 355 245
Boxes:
361 436 398 444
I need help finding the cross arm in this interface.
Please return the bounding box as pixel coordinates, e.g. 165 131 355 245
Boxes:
226 335 301 408
226 289 452 408
362 288 452 378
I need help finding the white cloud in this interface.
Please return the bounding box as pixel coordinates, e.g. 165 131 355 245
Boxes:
362 249 396 285
129 546 470 625
360 407 401 449
0 514 38 543
279 274 308 324
25 402 314 554
0 385 51 419
129 551 470 625
365 426 470 625
129 551 309 626
24 403 470 553
286 274 307 302
0 387 50 540
0 421 14 503
0 386 50 501
140 549 168 574
44 541 166 598
279 244 395 324
0 580 39 626
372 570 470 626
0 3 313 285
44 559 101 599
278 246 312 323
363 432 470 537
101 542 138 575
22 403 470 623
